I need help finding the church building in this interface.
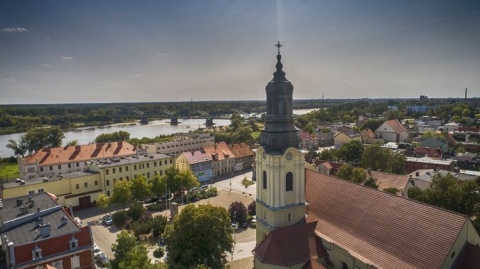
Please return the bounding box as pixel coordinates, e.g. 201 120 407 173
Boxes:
253 43 480 269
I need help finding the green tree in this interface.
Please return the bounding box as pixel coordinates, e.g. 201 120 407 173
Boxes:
95 131 131 143
336 164 367 183
360 144 390 171
229 113 243 131
388 153 406 174
6 138 27 157
165 204 234 269
336 140 364 164
111 231 145 269
96 193 111 215
318 149 336 161
111 180 132 211
131 175 151 201
118 244 156 269
65 140 78 146
151 174 167 198
228 201 247 222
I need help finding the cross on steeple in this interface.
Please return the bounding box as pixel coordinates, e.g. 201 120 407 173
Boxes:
275 41 283 55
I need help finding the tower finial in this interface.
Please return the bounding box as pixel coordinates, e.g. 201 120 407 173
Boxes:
275 41 283 55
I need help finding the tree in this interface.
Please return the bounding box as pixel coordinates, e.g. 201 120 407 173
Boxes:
388 153 406 174
360 144 390 172
248 201 256 216
111 180 132 211
336 164 367 183
151 215 168 238
228 201 247 222
95 131 131 143
65 140 78 146
130 175 151 201
118 244 157 269
151 174 167 198
111 230 156 269
336 140 364 164
6 138 27 157
165 204 234 269
96 193 111 215
318 149 336 161
229 113 243 131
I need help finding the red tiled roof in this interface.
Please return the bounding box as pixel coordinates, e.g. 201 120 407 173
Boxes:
23 141 136 166
305 169 467 269
203 141 235 160
227 143 254 158
385 119 408 133
360 128 376 139
254 222 324 266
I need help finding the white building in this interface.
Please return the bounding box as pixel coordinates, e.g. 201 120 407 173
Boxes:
143 133 214 156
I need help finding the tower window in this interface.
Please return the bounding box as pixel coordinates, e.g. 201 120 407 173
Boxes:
286 172 293 192
262 171 267 189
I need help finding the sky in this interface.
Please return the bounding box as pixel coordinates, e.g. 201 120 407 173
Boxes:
1 0 479 104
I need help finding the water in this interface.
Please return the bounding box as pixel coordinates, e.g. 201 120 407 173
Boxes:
0 109 319 158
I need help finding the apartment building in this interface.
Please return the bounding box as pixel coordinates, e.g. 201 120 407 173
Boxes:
143 133 214 157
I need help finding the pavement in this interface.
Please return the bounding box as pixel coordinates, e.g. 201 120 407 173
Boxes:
73 170 257 266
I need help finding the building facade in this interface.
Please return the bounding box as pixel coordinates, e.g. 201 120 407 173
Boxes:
203 142 236 178
143 133 214 157
227 143 255 172
176 151 213 183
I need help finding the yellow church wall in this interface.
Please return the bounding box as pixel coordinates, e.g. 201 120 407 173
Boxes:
254 257 306 269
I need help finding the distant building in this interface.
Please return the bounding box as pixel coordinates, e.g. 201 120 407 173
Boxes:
405 156 455 173
298 130 319 151
18 141 136 181
176 151 213 183
414 147 443 159
333 129 361 147
227 143 255 172
143 133 214 157
316 132 334 147
0 193 94 269
203 142 235 178
375 119 408 143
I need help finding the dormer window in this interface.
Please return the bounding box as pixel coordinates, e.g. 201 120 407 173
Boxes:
70 237 78 249
32 246 42 260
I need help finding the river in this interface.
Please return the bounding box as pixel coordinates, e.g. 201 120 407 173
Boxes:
0 108 319 158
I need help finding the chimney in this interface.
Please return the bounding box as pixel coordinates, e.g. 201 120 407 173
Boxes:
39 222 51 237
69 203 74 217
8 242 15 266
61 216 68 226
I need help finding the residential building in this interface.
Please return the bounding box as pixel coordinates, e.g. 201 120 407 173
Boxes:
405 156 455 173
18 141 136 180
443 122 460 132
0 193 95 269
333 129 361 147
2 154 173 210
419 137 450 153
298 130 318 151
414 147 443 159
203 142 235 178
227 143 255 172
367 169 409 195
359 128 378 144
316 132 334 147
143 133 214 156
375 119 408 143
176 151 213 183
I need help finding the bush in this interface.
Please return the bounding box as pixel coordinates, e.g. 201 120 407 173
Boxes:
131 221 152 238
128 202 145 221
112 211 127 227
206 187 218 197
153 247 164 259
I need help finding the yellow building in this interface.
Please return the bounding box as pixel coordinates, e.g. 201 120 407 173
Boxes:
2 153 173 210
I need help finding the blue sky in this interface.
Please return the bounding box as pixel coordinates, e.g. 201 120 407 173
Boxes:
1 0 479 104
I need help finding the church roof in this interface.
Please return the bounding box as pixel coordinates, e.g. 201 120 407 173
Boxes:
253 221 327 267
305 169 468 269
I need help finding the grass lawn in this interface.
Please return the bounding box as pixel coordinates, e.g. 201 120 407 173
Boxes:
0 162 19 180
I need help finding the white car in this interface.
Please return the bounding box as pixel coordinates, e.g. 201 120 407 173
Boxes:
93 244 101 257
251 216 256 227
231 222 239 231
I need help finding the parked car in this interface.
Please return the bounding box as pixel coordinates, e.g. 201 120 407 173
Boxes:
200 184 209 191
102 215 113 226
241 221 248 228
251 216 256 227
93 244 101 257
231 222 239 231
96 252 109 267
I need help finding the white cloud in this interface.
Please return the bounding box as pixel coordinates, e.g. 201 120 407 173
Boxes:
40 63 51 67
2 27 27 33
61 56 74 60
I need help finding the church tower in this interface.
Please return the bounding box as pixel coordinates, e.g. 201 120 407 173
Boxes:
256 42 306 242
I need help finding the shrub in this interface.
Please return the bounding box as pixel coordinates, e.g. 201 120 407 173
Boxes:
153 247 164 259
206 187 218 197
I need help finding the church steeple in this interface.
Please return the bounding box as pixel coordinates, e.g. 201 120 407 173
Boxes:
259 41 299 152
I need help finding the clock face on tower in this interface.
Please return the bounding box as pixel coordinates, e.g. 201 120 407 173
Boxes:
286 152 293 160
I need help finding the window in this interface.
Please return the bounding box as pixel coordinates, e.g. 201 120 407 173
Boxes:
28 167 35 173
76 162 79 167
76 184 79 189
134 165 137 170
38 189 44 193
164 160 167 165
106 169 109 175
113 168 116 174
147 163 149 168
49 166 53 171
342 262 349 269
119 167 122 173
106 180 110 186
107 191 110 196
32 246 42 260
51 260 63 269
286 172 293 192
95 180 98 186
147 172 150 178
170 159 173 164
71 255 80 269
58 165 61 169
68 163 72 168
69 237 78 249
40 167 44 172
28 190 35 195
126 176 129 180
154 162 157 167
263 171 267 189
125 166 129 172
84 182 88 188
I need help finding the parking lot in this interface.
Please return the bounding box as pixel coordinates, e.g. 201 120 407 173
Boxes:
74 171 257 265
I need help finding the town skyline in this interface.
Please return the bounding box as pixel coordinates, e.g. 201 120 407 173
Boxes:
1 0 479 104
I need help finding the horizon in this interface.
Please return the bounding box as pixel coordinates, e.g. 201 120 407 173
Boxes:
1 1 479 104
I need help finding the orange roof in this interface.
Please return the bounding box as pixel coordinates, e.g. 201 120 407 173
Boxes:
203 141 235 160
227 143 254 158
385 119 408 133
369 170 409 193
305 169 467 269
23 141 136 165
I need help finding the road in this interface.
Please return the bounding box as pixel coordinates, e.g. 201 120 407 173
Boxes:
73 170 257 264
